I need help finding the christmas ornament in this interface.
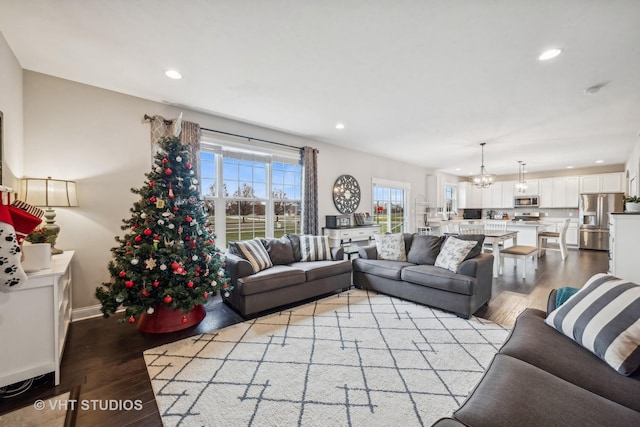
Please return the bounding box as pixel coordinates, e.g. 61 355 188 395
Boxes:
156 199 165 209
128 316 136 323
134 235 142 243
162 157 168 164
153 280 160 287
192 255 198 261
181 316 188 324
118 270 127 278
168 182 175 199
203 292 208 298
155 166 162 173
141 288 150 297
186 281 194 288
149 196 157 203
224 291 230 298
164 295 173 304
160 264 167 271
185 216 193 223
153 236 160 250
171 261 180 270
116 296 124 303
131 258 139 265
157 219 164 225
147 307 155 314
140 212 147 219
149 181 155 187
165 168 173 175
192 178 198 185
143 228 152 236
168 223 175 230
125 280 134 288
173 206 179 212
176 156 182 162
185 163 192 169
145 257 157 270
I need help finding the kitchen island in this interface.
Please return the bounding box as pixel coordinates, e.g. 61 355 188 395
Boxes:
506 221 547 247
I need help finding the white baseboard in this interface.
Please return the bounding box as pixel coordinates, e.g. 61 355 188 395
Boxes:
72 305 125 322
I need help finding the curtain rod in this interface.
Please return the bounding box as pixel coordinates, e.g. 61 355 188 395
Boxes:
144 114 306 152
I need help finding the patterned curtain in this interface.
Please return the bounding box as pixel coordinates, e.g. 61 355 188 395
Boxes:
302 146 319 235
148 115 200 176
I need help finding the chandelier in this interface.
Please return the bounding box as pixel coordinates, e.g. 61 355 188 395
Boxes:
516 161 528 193
470 142 496 188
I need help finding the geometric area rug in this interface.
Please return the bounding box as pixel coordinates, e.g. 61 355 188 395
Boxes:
144 289 510 426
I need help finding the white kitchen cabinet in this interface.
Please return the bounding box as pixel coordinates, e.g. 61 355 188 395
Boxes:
539 178 554 207
579 172 624 193
461 183 483 208
0 251 74 388
564 177 580 207
426 174 444 208
609 214 640 283
501 181 515 208
520 179 539 195
539 177 579 208
457 182 468 209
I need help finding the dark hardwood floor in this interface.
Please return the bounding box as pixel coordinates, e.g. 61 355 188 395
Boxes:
0 248 608 426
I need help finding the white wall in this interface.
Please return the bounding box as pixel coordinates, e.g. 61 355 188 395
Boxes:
23 71 430 310
0 31 23 187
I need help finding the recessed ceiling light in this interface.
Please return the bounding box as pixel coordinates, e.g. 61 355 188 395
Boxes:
335 123 345 130
595 160 604 164
566 165 574 169
538 48 562 61
455 168 461 171
165 70 182 79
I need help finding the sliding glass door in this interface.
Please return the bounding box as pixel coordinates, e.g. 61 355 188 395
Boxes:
372 179 409 234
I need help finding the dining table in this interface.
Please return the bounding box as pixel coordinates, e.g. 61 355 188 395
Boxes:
482 230 519 277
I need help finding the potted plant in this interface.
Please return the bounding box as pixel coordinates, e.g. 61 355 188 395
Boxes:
624 195 640 212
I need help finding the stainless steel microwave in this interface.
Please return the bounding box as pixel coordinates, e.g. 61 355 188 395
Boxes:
514 195 540 207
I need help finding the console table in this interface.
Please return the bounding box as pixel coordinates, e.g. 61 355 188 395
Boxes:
323 225 381 248
0 251 74 388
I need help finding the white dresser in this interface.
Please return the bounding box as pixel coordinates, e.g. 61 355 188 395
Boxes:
0 251 74 388
323 225 381 248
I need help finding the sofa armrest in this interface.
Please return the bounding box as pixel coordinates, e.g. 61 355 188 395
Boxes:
458 253 493 278
547 289 558 314
224 252 254 286
357 244 377 259
331 246 344 260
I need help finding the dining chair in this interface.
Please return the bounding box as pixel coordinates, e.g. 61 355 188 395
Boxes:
483 220 508 252
538 218 570 260
458 224 484 235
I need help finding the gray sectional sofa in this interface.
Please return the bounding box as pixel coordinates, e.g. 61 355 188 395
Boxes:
352 233 494 318
223 234 352 317
433 288 640 426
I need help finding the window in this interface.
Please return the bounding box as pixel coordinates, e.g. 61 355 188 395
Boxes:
372 179 410 234
200 136 302 248
444 184 457 214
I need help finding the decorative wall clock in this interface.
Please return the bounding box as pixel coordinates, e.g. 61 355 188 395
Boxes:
332 174 361 214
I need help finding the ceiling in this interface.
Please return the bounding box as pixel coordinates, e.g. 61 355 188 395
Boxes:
1 0 639 177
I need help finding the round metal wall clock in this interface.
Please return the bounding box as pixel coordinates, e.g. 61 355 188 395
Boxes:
332 174 361 214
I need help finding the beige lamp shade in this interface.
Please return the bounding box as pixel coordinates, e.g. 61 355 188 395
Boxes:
20 177 79 207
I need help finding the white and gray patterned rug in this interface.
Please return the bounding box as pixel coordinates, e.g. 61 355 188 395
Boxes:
144 289 509 427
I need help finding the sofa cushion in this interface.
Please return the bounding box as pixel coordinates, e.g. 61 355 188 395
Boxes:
374 233 407 261
289 259 352 282
454 354 640 427
451 234 485 260
500 308 640 412
262 236 295 265
400 264 475 296
236 265 306 296
285 234 303 261
434 237 477 273
229 238 273 273
352 258 414 281
406 234 444 265
299 235 332 261
545 273 640 376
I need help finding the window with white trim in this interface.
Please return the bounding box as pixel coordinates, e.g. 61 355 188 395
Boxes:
200 135 302 249
372 178 410 234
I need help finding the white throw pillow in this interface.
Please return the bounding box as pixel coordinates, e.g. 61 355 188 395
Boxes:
434 237 477 273
545 273 640 376
374 233 407 261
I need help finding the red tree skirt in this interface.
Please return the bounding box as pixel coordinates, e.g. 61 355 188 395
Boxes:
137 304 206 333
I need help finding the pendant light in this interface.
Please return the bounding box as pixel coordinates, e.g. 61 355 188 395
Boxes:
516 161 528 193
470 143 496 188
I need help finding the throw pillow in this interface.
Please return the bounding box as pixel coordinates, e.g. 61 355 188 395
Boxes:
545 273 640 376
374 233 407 261
434 237 477 273
229 238 273 273
285 234 303 261
262 236 295 265
453 234 485 260
406 235 445 265
299 235 332 262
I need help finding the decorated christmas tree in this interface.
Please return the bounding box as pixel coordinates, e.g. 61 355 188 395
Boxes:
95 136 230 326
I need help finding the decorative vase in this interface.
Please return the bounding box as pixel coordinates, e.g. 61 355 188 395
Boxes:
136 304 206 333
21 243 52 272
626 202 640 212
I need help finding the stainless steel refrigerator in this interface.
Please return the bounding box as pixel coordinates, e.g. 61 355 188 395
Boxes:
578 193 624 250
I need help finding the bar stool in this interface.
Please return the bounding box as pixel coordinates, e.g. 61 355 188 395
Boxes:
499 245 538 279
538 218 570 260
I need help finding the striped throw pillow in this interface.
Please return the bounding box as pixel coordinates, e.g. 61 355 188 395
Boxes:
545 273 640 376
299 235 331 262
230 239 273 273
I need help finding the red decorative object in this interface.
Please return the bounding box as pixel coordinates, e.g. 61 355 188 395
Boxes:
153 280 160 287
186 280 194 288
185 163 192 169
150 196 157 203
128 316 136 324
137 304 206 333
162 158 168 164
141 288 150 297
173 206 179 212
149 181 155 187
125 280 134 288
185 216 193 223
144 228 152 236
134 235 142 243
203 292 208 298
171 261 180 270
119 270 127 278
163 295 173 304
165 168 172 175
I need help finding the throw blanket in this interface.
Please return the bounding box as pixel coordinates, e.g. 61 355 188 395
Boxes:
556 286 579 307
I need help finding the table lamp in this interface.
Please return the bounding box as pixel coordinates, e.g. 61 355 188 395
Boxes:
20 177 78 254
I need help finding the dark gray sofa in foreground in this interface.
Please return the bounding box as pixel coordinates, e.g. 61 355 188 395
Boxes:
433 289 640 427
223 235 352 317
352 233 493 318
